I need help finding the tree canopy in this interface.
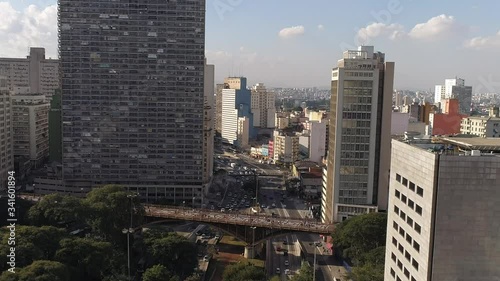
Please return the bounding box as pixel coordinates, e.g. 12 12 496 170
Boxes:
28 194 87 227
290 261 313 281
142 264 180 281
0 260 70 281
331 213 387 281
222 262 266 281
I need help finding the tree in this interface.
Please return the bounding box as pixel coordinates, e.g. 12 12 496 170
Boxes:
222 262 266 281
55 238 114 281
84 185 144 241
27 194 87 227
290 261 313 281
0 226 67 271
268 276 281 281
184 273 202 281
348 263 384 281
0 260 70 281
0 197 33 227
331 212 387 265
143 265 180 281
144 230 197 279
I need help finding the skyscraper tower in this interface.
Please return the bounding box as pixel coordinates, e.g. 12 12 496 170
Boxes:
58 0 206 203
322 46 395 223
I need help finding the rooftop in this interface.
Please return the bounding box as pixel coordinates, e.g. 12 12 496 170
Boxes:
440 137 500 151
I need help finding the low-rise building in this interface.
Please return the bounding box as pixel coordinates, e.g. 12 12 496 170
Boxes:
460 106 500 137
273 130 299 165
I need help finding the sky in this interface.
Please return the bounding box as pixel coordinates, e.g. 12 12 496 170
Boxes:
1 0 500 91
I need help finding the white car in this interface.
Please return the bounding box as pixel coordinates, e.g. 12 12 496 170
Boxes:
276 268 280 274
285 269 290 275
284 260 289 266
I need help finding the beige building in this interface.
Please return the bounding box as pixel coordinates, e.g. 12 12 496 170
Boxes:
273 130 299 164
11 94 50 168
0 77 14 191
237 116 250 148
203 61 215 185
250 83 276 128
275 112 290 129
385 138 500 281
0 48 59 98
460 107 500 137
322 46 394 223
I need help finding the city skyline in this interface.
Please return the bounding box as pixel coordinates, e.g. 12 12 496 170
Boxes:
1 0 500 90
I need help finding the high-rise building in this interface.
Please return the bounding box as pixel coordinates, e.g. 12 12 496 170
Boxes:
59 0 206 203
251 83 276 128
203 61 215 185
0 48 59 98
11 94 50 168
220 77 254 146
215 83 226 135
49 90 62 163
322 46 394 223
435 78 472 115
0 77 14 191
385 138 500 281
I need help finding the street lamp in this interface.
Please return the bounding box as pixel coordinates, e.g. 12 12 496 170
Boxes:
122 194 137 281
311 241 321 281
251 226 257 259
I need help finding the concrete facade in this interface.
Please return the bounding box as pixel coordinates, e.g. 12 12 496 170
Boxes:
59 0 207 203
460 108 500 138
435 78 472 115
250 83 276 128
385 140 500 281
203 62 215 185
0 77 14 191
0 48 59 98
11 94 50 168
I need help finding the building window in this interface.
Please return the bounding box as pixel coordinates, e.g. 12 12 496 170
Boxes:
392 253 397 262
412 259 419 270
399 228 405 237
415 205 422 215
406 234 412 245
398 244 404 254
401 194 407 204
411 277 416 281
392 237 398 246
400 211 406 220
395 189 400 198
414 223 421 234
394 205 399 214
397 260 403 270
393 221 399 231
413 241 420 252
405 250 411 261
417 186 424 196
391 268 396 277
408 199 414 209
397 277 402 281
409 182 415 191
407 216 413 227
402 178 408 186
396 174 401 182
404 268 410 278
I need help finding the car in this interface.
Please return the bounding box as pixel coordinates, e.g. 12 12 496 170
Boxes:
261 204 266 208
285 269 290 275
271 203 276 208
283 250 288 256
215 234 221 239
220 208 225 212
284 260 289 266
203 255 211 261
276 268 280 274
283 240 287 244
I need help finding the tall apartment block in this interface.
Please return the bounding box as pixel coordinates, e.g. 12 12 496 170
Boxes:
251 83 276 128
385 139 500 281
0 48 59 98
0 77 14 191
59 0 206 203
322 46 394 223
203 61 215 185
435 78 472 115
215 83 225 135
11 94 50 169
220 77 254 147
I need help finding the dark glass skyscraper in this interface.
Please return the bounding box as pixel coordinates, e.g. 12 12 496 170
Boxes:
59 0 206 203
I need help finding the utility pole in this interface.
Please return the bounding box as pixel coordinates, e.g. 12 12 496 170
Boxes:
313 244 317 281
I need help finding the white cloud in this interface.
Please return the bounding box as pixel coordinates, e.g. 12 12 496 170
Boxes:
408 14 459 39
317 24 324 31
278 25 305 39
464 30 500 49
357 23 404 43
0 2 58 58
206 50 233 61
355 14 463 43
